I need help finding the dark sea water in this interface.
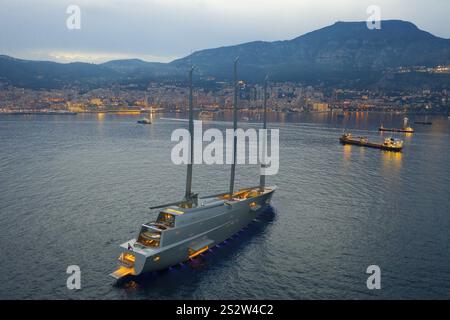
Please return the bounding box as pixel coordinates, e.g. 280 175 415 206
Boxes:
0 111 449 299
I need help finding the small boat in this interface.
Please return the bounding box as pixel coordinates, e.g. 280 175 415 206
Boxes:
199 111 214 120
339 133 403 152
137 117 151 124
379 117 414 133
414 121 432 125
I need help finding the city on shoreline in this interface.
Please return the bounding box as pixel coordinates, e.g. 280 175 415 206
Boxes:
1 76 449 116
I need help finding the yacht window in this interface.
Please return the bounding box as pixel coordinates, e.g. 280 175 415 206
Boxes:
156 212 176 227
137 226 161 247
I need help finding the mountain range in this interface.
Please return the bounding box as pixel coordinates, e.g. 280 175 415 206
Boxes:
1 20 449 90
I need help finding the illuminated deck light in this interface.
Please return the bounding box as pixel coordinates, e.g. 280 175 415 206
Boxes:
188 245 209 259
165 208 184 215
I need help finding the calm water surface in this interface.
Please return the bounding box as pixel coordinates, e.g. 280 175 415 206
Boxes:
0 112 449 299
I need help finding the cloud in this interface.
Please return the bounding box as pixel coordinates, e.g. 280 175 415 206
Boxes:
24 50 176 63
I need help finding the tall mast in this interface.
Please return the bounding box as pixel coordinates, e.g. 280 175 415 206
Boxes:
229 57 239 198
185 66 194 200
259 75 268 192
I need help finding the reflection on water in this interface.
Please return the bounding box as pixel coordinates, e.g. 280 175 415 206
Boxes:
404 132 414 139
97 112 105 121
381 150 403 164
358 144 366 157
381 151 403 176
342 144 352 167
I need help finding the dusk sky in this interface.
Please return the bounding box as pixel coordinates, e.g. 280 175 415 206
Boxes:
1 0 449 63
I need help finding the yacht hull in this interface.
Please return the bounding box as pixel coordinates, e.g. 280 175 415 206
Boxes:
112 188 275 278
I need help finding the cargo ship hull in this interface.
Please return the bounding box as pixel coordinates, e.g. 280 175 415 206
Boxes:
339 137 402 152
379 127 414 133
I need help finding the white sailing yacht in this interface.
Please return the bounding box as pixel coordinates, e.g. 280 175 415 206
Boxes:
110 60 276 279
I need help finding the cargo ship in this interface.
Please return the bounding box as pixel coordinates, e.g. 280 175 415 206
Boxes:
379 117 414 133
339 133 403 152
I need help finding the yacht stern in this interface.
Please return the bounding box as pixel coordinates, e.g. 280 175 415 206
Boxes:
109 240 148 279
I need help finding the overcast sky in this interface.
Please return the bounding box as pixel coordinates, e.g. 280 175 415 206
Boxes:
0 0 449 63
